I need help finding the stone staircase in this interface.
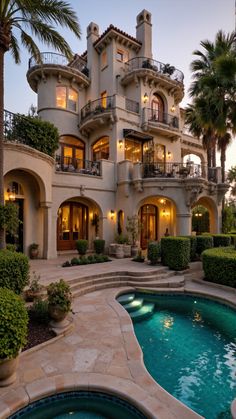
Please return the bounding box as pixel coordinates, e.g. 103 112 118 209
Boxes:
117 293 155 322
66 268 185 298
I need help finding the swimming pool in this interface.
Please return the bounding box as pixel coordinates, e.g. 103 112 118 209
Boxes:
119 293 236 419
10 391 147 419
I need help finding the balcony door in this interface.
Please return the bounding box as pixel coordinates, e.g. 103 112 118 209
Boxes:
151 95 164 123
57 202 88 250
139 205 158 249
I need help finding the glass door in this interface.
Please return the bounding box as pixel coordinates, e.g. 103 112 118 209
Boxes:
57 202 88 250
140 205 158 249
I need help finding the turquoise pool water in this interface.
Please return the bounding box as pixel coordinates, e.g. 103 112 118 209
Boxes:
133 294 236 419
10 391 147 419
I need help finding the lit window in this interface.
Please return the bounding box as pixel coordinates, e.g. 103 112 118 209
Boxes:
92 137 109 161
125 139 142 162
56 86 78 111
101 91 107 108
116 49 129 63
101 51 107 69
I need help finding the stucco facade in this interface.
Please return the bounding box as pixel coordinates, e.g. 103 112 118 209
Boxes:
4 10 228 258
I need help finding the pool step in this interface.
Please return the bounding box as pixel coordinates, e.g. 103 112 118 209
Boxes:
130 303 155 322
117 293 135 305
123 298 144 313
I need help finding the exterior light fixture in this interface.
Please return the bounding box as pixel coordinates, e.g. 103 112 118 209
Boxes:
167 151 172 159
7 188 16 201
162 209 170 217
143 92 148 104
171 104 175 112
110 210 115 220
119 139 123 149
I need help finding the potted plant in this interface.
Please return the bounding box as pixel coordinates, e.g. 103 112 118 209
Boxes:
24 271 44 302
126 215 142 257
47 279 72 324
0 288 28 386
91 213 99 238
29 243 39 259
162 63 175 76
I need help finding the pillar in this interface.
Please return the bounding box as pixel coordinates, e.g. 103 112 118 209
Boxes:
176 213 192 236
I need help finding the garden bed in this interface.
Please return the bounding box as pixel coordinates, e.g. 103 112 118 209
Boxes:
23 311 56 351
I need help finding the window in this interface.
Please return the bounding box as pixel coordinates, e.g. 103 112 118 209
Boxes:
116 49 129 63
56 86 78 111
151 95 164 123
101 51 107 69
60 136 85 171
125 139 142 162
92 137 109 161
101 91 107 108
154 144 165 162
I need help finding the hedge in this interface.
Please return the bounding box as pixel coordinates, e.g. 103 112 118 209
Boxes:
161 237 190 270
93 239 105 254
196 235 213 256
202 247 236 288
147 241 161 265
212 234 231 247
0 250 29 294
179 236 197 261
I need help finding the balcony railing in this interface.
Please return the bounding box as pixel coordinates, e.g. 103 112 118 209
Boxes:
124 57 184 83
80 96 114 123
145 108 179 129
4 109 28 144
55 155 101 176
28 52 89 77
142 162 217 182
125 98 139 114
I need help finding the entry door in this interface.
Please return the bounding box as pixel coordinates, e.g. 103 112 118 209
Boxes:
140 205 158 249
57 202 88 250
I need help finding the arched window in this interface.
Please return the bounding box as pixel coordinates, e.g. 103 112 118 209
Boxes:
59 136 85 171
92 137 109 161
151 94 164 123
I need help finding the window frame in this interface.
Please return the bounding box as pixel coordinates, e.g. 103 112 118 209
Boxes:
56 86 78 112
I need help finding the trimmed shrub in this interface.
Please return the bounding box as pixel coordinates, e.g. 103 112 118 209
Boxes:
0 288 28 359
212 234 231 248
229 234 236 245
76 239 88 255
94 239 105 254
196 235 213 256
179 236 197 261
202 247 236 288
147 241 161 265
161 237 190 270
71 257 79 266
0 250 29 294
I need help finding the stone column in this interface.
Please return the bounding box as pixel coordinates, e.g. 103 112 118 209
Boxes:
176 213 192 236
40 201 53 259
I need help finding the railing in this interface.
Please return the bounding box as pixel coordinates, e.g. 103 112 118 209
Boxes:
28 52 89 77
142 162 217 182
55 155 101 176
3 109 28 144
145 108 179 129
125 98 139 114
124 57 184 83
80 96 114 123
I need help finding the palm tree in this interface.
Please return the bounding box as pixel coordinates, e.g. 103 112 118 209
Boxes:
0 0 81 248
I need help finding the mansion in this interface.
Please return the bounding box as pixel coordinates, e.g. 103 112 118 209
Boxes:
4 10 228 258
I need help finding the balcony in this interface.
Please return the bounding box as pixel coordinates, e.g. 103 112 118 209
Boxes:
142 108 180 140
121 57 184 103
141 162 212 180
27 52 90 92
55 155 101 176
79 96 115 135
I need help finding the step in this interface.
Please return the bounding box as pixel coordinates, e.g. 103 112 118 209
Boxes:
117 293 135 305
130 303 155 322
123 298 144 313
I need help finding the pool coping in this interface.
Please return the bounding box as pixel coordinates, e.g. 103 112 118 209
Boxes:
1 278 235 419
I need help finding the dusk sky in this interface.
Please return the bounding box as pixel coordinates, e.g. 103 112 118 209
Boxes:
5 0 235 169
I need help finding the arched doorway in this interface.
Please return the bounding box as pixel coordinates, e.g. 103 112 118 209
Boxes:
151 94 164 123
192 205 210 234
139 204 158 249
5 181 24 252
57 202 88 250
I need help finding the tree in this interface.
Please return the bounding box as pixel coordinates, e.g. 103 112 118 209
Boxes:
0 0 81 248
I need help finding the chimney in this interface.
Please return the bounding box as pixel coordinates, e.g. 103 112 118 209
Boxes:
136 10 152 58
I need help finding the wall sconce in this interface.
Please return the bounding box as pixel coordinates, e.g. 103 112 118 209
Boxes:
162 209 170 217
159 198 166 205
143 92 148 104
118 139 124 149
110 210 115 220
167 151 172 159
171 104 175 112
6 188 16 201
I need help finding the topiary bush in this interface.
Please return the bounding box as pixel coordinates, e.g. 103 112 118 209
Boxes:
0 250 29 294
76 239 88 256
196 235 213 256
161 237 190 270
212 234 231 248
147 241 161 265
0 288 28 359
202 247 236 288
94 239 105 254
179 236 197 261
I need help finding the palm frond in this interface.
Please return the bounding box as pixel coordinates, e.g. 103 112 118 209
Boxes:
9 33 20 63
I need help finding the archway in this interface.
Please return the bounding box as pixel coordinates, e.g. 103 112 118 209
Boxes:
192 196 218 234
191 205 210 235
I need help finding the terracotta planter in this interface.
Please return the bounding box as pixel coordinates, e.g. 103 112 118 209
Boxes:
48 304 68 323
123 244 131 258
0 356 19 387
115 244 124 259
30 248 39 259
24 290 43 302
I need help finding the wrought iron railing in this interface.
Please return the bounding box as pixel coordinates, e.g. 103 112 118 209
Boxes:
28 52 89 77
125 98 139 114
3 109 28 143
145 108 179 129
124 57 184 83
142 162 217 182
55 155 101 176
80 96 114 123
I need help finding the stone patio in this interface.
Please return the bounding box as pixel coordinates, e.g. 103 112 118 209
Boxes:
0 257 235 418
